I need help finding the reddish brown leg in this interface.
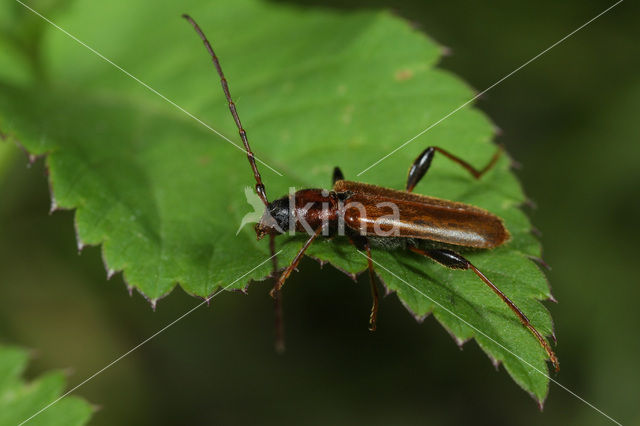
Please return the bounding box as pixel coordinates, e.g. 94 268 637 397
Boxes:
348 236 380 331
269 235 285 353
409 246 559 372
269 228 322 298
406 146 502 192
364 243 380 331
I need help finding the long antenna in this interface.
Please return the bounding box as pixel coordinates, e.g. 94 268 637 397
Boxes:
183 14 269 206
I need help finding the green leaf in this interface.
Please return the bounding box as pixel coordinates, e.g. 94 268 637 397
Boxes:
0 345 93 426
0 0 555 402
0 138 17 179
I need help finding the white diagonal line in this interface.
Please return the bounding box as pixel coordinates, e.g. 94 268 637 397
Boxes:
18 250 282 425
360 252 622 425
15 0 283 177
357 0 623 176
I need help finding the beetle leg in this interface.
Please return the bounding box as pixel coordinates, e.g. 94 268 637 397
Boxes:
408 246 559 372
333 166 345 184
269 235 285 353
406 146 502 192
348 235 380 331
364 242 380 331
269 228 322 298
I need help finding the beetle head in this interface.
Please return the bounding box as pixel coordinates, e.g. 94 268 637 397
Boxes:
255 196 290 240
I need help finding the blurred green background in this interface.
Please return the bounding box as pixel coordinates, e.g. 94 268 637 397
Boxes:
1 0 638 425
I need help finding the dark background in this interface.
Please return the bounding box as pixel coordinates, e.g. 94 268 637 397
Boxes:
1 0 638 425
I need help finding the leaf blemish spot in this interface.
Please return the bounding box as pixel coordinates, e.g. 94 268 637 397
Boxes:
198 155 212 166
394 69 414 81
341 105 354 124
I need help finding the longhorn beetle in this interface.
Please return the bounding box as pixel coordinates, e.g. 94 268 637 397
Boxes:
183 15 559 371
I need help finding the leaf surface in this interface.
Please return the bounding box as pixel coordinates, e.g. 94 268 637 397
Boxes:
0 346 93 426
0 0 554 401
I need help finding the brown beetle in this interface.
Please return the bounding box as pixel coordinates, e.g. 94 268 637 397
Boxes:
184 15 558 371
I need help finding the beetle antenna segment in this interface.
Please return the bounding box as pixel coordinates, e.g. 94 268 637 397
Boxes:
183 14 269 205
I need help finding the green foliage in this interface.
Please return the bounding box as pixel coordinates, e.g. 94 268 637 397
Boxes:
0 0 554 401
0 345 92 426
0 140 17 179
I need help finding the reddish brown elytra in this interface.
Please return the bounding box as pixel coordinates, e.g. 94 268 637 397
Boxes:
183 15 558 371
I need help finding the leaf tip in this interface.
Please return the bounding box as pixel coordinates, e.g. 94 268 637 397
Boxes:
74 215 86 253
310 256 357 282
381 280 394 297
507 154 522 171
523 197 538 210
1 126 43 168
537 399 546 412
453 336 467 349
487 354 501 371
397 294 430 323
137 288 162 311
530 226 543 238
101 248 120 282
446 328 468 349
49 198 59 214
529 255 552 271
231 287 249 296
